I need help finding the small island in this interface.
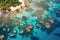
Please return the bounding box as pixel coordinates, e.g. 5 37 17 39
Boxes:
0 0 29 14
0 0 21 10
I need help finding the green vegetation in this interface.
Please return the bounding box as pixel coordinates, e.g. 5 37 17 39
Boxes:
0 0 21 10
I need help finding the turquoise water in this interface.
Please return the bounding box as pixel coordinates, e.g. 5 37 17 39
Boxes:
0 0 60 40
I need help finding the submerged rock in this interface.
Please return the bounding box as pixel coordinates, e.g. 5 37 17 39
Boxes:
3 28 6 32
25 24 33 32
0 35 5 40
9 34 16 38
13 30 17 34
22 16 28 21
36 1 50 10
7 28 10 33
36 23 40 28
47 16 54 24
19 29 24 34
44 22 51 29
33 10 43 17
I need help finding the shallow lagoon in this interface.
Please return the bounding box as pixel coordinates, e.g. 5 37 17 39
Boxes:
0 0 60 40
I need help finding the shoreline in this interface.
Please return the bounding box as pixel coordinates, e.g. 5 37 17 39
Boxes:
0 0 29 15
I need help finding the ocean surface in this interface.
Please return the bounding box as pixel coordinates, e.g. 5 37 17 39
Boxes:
0 0 60 40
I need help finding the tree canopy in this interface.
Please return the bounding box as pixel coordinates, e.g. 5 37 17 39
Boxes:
0 0 20 10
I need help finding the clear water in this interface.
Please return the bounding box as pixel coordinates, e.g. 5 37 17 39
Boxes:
0 0 60 40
